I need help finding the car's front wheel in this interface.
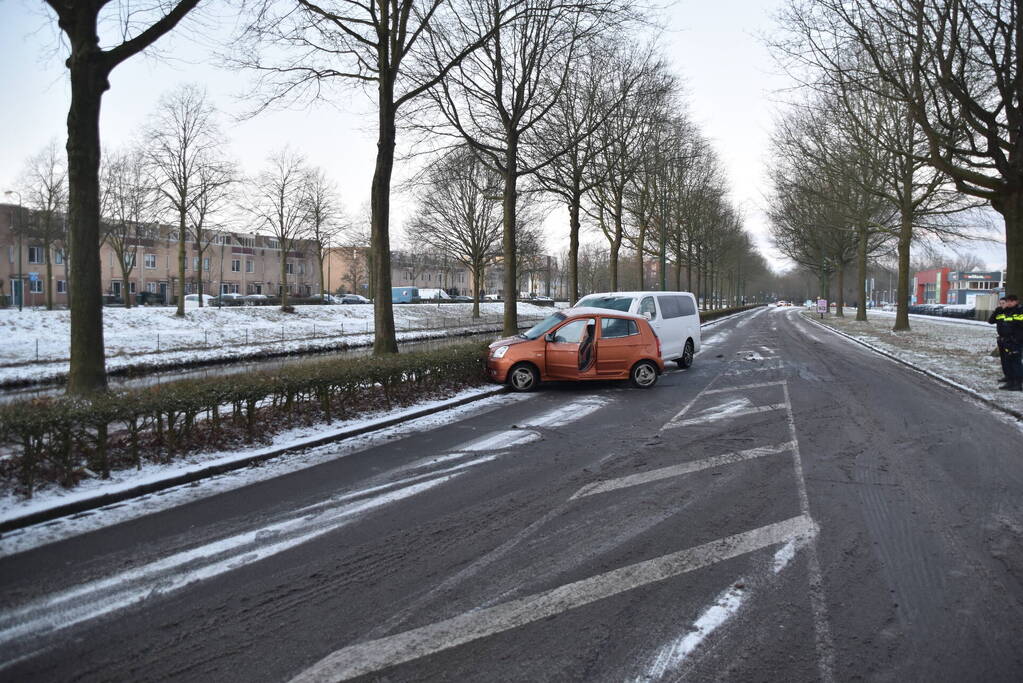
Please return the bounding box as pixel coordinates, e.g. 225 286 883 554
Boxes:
675 339 695 369
630 360 659 389
508 363 540 392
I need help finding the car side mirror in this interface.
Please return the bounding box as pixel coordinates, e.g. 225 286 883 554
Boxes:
544 332 555 342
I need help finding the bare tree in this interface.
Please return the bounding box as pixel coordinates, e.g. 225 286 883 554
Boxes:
777 0 1023 299
424 0 626 335
409 146 501 317
101 147 157 309
146 84 224 316
19 140 68 310
40 0 201 394
303 168 345 300
187 160 236 305
246 148 311 311
233 0 527 354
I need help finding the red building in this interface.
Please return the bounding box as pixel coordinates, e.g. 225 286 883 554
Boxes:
912 268 953 304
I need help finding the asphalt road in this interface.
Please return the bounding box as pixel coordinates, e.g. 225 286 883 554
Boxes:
2 306 1022 682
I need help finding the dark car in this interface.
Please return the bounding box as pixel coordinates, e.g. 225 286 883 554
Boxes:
342 294 371 304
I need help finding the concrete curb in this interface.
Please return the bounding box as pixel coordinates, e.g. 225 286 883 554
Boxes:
799 312 1023 423
0 387 507 534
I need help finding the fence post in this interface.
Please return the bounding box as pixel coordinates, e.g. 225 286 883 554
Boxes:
157 333 160 352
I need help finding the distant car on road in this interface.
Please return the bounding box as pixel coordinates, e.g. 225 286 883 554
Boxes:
488 307 665 392
483 294 501 301
341 294 371 304
212 293 244 306
242 294 269 305
451 295 473 302
184 294 216 306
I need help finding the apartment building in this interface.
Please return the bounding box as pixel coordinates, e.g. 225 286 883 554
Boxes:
1 202 320 306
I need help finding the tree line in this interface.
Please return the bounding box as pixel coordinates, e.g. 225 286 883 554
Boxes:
768 0 1016 330
30 0 768 394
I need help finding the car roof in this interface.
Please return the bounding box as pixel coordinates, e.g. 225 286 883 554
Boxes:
561 306 646 320
578 291 695 299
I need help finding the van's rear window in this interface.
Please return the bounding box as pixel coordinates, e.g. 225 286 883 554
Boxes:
577 296 634 312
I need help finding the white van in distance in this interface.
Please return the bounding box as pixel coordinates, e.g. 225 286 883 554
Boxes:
574 291 701 368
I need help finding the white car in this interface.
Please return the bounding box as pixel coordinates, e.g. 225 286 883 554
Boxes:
184 293 216 305
574 291 701 368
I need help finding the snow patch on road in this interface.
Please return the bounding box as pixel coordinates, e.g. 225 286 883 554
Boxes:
633 583 747 682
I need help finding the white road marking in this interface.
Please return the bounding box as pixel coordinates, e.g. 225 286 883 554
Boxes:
781 381 836 683
459 429 540 452
517 397 608 428
288 515 817 683
665 402 787 430
570 442 796 499
633 582 748 682
703 380 787 395
0 470 477 651
773 539 798 574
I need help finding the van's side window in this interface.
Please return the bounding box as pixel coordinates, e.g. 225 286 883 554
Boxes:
639 297 657 319
678 296 696 316
658 296 683 319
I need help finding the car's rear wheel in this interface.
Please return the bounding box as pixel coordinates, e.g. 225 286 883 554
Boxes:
508 363 540 392
630 360 659 388
675 339 695 369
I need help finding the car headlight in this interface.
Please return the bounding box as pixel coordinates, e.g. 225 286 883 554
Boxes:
492 345 509 359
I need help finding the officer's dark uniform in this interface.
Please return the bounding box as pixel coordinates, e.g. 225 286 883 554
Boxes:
992 301 1023 391
989 303 1013 381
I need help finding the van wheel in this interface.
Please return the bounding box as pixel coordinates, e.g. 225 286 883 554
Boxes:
676 340 694 369
630 360 659 388
508 363 540 392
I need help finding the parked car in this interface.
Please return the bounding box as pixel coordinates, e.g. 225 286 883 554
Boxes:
451 295 473 302
184 293 216 306
242 293 269 304
488 308 665 392
341 294 371 304
573 291 700 368
483 294 501 301
212 293 245 306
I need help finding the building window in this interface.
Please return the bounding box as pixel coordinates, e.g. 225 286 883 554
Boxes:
29 279 43 293
231 259 241 272
57 280 67 294
145 253 157 269
7 246 13 263
28 246 44 264
298 262 305 275
239 237 255 248
123 252 136 268
129 281 137 293
54 249 64 265
285 262 295 274
246 260 254 273
266 238 280 249
146 282 157 293
193 257 199 271
203 257 210 271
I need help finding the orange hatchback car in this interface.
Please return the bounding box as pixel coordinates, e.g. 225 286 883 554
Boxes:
487 307 666 392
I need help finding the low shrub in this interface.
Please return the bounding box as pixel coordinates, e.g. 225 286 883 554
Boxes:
0 342 490 497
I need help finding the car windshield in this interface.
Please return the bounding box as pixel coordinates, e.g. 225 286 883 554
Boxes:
522 312 566 339
576 296 634 312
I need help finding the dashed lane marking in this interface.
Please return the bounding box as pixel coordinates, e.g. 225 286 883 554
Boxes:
664 403 788 430
703 380 787 395
570 442 797 499
288 515 818 683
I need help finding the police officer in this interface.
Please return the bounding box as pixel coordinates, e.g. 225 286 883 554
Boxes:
989 297 1010 383
993 294 1023 391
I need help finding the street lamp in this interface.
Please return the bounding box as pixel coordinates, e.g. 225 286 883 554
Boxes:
4 190 23 312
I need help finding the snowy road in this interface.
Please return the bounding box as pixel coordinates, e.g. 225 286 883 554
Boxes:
2 306 1023 681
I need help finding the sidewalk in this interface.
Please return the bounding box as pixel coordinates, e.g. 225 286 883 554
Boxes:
803 309 1023 416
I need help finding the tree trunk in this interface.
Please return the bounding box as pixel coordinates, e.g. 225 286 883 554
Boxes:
471 263 481 319
279 255 289 309
45 249 54 310
894 212 912 331
371 86 398 354
856 225 868 322
568 194 580 303
196 246 204 308
993 189 1023 295
66 40 108 395
835 266 845 317
636 220 646 291
501 138 519 337
121 260 133 309
176 205 186 317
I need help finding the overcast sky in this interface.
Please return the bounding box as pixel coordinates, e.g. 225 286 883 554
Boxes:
0 0 1005 271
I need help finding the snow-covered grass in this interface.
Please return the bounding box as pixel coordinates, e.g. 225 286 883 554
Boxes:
802 308 1023 413
0 302 551 385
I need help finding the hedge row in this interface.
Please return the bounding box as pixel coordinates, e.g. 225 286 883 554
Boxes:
0 342 490 497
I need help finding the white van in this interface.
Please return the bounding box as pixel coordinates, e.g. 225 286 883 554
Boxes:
574 291 701 368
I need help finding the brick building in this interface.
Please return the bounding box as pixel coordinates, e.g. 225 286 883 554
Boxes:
1 202 320 307
912 267 953 305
